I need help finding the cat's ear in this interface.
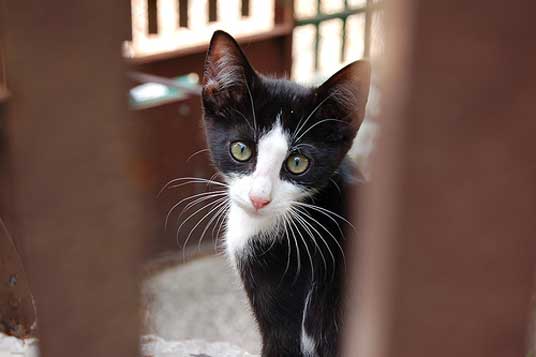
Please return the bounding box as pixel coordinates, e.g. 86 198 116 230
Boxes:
317 60 371 129
202 31 256 106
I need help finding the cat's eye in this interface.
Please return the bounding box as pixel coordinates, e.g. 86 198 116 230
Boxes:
286 154 310 175
230 141 253 162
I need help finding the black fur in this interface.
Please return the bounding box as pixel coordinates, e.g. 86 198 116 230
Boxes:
201 31 370 357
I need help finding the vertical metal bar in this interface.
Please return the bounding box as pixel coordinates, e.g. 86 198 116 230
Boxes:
344 0 536 357
3 1 146 356
340 0 348 62
208 0 218 23
241 0 250 17
364 0 373 57
274 0 294 77
178 0 189 28
148 0 158 34
313 0 322 72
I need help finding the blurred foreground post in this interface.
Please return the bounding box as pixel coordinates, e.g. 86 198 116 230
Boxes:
345 1 536 357
2 2 145 357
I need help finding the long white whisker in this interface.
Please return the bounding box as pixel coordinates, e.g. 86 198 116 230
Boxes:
293 201 355 230
291 207 329 279
257 234 279 257
213 204 230 251
177 193 227 222
294 205 346 272
186 148 210 162
206 172 223 189
212 203 228 238
230 107 255 133
158 176 228 197
277 212 293 285
167 179 228 191
176 198 226 251
164 190 226 230
286 214 302 284
292 207 336 281
295 118 349 143
194 199 230 252
329 178 342 194
179 198 227 261
292 143 316 151
217 205 230 239
293 92 337 140
245 81 258 138
287 209 315 282
176 192 228 223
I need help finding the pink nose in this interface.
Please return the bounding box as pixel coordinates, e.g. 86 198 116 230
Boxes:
249 194 271 210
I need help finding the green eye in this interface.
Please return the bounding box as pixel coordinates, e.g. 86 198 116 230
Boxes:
287 154 310 175
230 141 252 162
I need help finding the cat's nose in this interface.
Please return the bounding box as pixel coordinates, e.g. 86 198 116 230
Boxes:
249 194 271 210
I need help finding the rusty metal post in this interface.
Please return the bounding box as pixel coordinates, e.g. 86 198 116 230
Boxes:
344 1 536 357
2 1 146 357
0 0 35 337
0 189 35 337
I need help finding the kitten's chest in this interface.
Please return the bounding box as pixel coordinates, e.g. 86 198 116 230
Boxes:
238 241 311 320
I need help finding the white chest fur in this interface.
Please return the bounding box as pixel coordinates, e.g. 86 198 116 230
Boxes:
224 202 278 262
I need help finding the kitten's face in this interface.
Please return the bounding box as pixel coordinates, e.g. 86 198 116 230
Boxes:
201 31 370 229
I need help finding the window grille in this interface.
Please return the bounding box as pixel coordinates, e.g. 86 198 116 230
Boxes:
126 0 275 59
292 0 383 84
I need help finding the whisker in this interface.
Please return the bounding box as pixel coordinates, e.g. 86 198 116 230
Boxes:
329 178 342 194
212 203 228 238
286 215 302 284
174 192 226 223
178 192 228 223
186 148 210 162
217 205 230 239
277 212 293 286
176 198 227 257
293 205 346 272
293 201 355 231
295 118 349 143
230 107 255 133
293 92 337 140
164 190 226 230
245 81 258 139
292 143 316 151
164 180 227 197
257 235 278 257
287 210 315 282
167 178 228 190
200 200 229 250
291 207 336 281
179 198 227 262
213 204 230 251
157 176 228 197
291 207 329 280
206 172 224 190
193 199 230 252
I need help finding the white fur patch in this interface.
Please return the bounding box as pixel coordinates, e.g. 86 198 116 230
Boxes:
224 119 306 259
301 288 317 357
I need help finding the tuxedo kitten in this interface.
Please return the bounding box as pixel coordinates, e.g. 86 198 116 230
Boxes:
201 31 370 357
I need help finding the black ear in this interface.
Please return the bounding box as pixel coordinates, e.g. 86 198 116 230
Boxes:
317 60 371 129
202 31 256 106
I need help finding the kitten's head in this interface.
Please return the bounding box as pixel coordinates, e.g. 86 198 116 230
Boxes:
201 31 370 223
